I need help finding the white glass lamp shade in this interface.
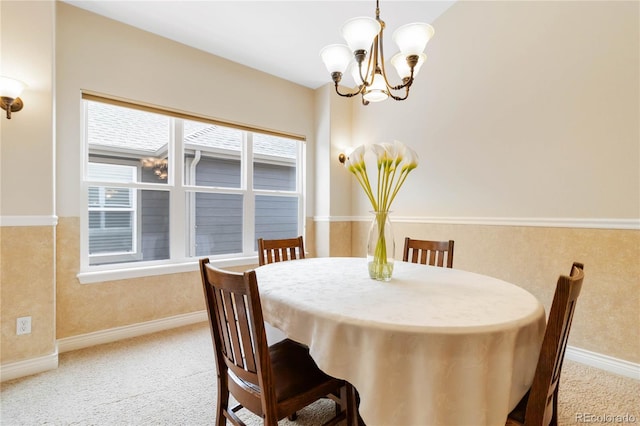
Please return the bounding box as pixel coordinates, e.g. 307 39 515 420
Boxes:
0 76 26 99
362 71 388 103
391 52 427 79
392 22 435 56
320 44 353 74
341 17 381 52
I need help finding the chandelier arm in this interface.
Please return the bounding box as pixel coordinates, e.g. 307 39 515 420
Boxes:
376 24 415 93
387 85 411 101
334 83 365 98
387 73 414 91
375 19 393 92
376 19 413 94
355 43 376 88
323 0 429 104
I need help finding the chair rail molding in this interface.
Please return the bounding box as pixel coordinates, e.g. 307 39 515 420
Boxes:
0 215 58 227
314 215 640 230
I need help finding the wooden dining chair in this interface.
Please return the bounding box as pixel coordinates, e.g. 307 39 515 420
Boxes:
257 236 305 266
505 262 585 426
402 237 455 268
199 258 353 426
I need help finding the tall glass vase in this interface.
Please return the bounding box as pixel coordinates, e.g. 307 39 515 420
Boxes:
367 211 395 281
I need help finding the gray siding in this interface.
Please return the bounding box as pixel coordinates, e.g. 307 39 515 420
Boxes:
195 157 240 188
195 193 243 255
140 189 170 260
254 162 295 190
255 195 299 246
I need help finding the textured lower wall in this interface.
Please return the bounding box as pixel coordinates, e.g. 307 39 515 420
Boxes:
350 220 640 364
1 226 56 364
6 216 636 368
55 217 206 339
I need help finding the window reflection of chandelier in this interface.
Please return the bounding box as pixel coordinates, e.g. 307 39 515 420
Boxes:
141 157 168 180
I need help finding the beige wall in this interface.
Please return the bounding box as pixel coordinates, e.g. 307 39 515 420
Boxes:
350 1 639 219
1 226 56 363
1 0 56 365
2 0 638 375
349 220 639 363
336 1 639 363
53 2 316 339
2 1 316 367
0 0 55 217
56 2 316 218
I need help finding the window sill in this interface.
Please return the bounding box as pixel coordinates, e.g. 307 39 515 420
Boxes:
77 256 258 284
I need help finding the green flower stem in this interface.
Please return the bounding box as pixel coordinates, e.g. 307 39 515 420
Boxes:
369 211 392 280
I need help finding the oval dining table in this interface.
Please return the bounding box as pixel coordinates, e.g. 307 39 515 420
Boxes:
254 257 546 426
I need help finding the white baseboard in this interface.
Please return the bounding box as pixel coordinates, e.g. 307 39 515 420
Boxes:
1 311 208 382
57 310 208 353
566 346 640 380
0 350 59 382
3 315 637 383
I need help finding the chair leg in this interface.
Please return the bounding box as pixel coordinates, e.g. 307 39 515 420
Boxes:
216 379 230 426
344 383 362 426
288 412 298 421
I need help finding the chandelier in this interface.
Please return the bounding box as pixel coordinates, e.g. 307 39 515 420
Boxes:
141 157 168 180
320 0 434 105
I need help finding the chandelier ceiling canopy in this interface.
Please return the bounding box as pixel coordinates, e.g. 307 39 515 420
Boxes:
320 0 434 105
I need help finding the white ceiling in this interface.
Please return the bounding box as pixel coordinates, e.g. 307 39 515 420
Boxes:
62 1 455 89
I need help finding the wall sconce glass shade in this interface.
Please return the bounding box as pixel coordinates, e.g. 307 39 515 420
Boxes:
0 76 26 119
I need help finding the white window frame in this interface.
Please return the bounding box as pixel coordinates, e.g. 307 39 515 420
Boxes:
78 96 306 284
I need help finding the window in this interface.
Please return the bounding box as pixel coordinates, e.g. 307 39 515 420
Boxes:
82 96 304 271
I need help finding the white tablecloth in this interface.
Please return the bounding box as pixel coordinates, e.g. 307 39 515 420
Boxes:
255 257 545 426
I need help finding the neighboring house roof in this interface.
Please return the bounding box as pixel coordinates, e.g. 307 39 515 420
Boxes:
87 100 296 159
88 101 169 154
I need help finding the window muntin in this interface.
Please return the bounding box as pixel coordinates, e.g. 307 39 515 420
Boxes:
82 97 304 272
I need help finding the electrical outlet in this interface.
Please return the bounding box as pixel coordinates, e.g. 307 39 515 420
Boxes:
17 316 31 335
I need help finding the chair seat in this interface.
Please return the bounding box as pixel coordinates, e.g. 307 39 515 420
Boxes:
270 338 344 404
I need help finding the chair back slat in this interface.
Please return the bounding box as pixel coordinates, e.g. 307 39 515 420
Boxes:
233 292 257 373
222 291 245 369
524 262 584 426
258 236 305 266
200 259 265 390
213 288 233 360
199 257 352 426
403 238 455 268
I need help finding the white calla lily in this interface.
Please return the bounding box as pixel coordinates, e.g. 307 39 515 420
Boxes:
342 140 419 280
342 140 419 214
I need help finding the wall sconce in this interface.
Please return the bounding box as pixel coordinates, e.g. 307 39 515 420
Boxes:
0 76 26 120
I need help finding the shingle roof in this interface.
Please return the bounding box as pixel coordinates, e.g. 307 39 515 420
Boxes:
87 100 296 159
88 101 169 154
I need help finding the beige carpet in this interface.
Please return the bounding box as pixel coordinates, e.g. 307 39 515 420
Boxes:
1 322 638 425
